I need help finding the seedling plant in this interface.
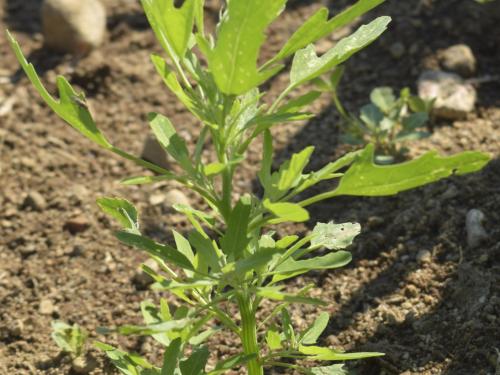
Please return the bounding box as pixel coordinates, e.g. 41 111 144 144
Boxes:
8 0 489 374
322 67 434 164
51 321 88 359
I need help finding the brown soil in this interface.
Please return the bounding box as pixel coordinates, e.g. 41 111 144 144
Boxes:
1 1 499 374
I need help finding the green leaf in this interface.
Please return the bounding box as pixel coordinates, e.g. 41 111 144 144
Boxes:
204 162 226 176
233 248 281 275
114 320 189 336
142 0 196 58
115 231 194 271
220 197 252 259
151 55 196 113
266 327 283 350
290 16 391 88
370 87 396 114
402 112 428 130
299 345 384 361
258 130 273 191
206 0 286 94
311 364 348 375
311 222 361 250
269 0 386 63
277 146 315 191
334 144 491 196
161 338 182 375
7 32 112 149
395 130 431 142
277 91 321 114
180 346 209 375
211 353 257 374
264 200 310 224
121 174 178 185
148 113 193 172
94 342 144 375
188 231 221 272
281 308 296 347
273 251 352 278
97 197 139 233
360 104 383 127
300 312 329 345
257 287 326 306
141 301 172 346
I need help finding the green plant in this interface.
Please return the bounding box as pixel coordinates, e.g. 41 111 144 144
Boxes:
52 321 88 358
323 67 434 164
8 0 490 374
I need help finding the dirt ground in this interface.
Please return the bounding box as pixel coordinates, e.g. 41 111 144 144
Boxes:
0 0 499 374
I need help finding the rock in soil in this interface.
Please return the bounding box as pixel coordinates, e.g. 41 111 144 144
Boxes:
466 209 488 248
439 44 476 77
63 216 90 234
418 70 476 120
164 189 190 207
23 191 47 211
39 299 55 316
141 135 171 170
416 249 432 264
42 0 106 55
72 355 98 374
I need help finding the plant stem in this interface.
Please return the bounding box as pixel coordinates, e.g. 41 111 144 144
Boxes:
237 292 263 375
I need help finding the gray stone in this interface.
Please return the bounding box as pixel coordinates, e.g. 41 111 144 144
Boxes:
23 191 47 211
141 135 171 170
466 209 488 248
418 70 476 120
440 44 476 77
42 0 106 55
164 189 190 207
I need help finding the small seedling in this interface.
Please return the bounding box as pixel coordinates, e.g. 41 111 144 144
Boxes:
322 67 434 164
51 321 88 358
9 0 489 374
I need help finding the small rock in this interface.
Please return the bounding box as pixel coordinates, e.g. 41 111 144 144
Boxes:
466 209 488 248
141 135 171 170
416 249 432 264
439 44 476 77
389 42 406 59
132 258 159 289
441 184 459 200
39 299 55 315
149 193 166 206
23 191 47 211
405 284 419 298
72 355 98 374
164 189 190 207
418 70 476 120
42 0 106 55
64 216 90 234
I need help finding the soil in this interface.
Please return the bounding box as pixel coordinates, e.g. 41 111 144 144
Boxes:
1 0 499 374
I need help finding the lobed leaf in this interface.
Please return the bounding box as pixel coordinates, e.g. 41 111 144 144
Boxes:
179 346 209 375
311 222 361 250
290 16 391 88
264 200 310 224
97 197 139 234
206 0 286 94
300 312 329 345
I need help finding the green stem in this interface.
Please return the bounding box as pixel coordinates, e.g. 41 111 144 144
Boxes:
237 292 263 375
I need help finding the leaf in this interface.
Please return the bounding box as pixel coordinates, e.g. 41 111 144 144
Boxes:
115 320 189 336
277 91 321 114
289 17 391 88
94 342 144 375
7 32 112 149
334 144 491 197
97 197 139 233
206 0 286 94
115 231 194 271
220 197 252 259
269 0 386 63
278 146 315 191
188 231 221 272
299 345 384 361
264 200 310 224
179 346 209 375
281 308 296 347
311 222 361 250
402 112 428 130
370 87 396 114
300 312 329 345
204 162 226 176
141 301 171 346
258 130 273 190
311 364 348 375
161 338 182 375
266 327 282 350
273 251 352 275
142 0 196 58
233 248 281 275
257 287 326 306
211 353 257 374
395 130 431 142
360 104 383 127
148 113 193 172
